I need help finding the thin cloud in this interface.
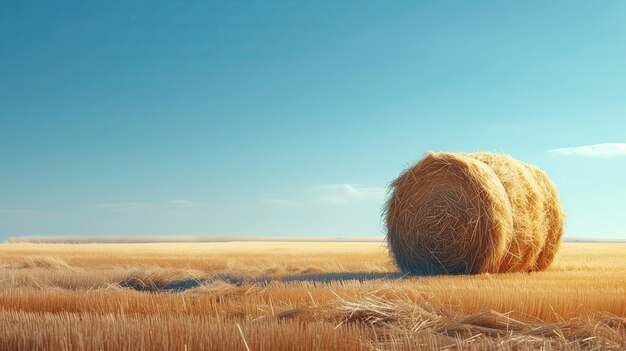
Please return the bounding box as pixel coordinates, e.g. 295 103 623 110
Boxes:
312 184 386 204
168 200 203 208
261 184 386 207
99 202 149 211
260 198 303 207
99 200 205 211
0 208 55 218
549 143 626 158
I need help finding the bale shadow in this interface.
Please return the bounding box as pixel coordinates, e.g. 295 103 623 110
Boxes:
280 272 408 283
160 272 409 292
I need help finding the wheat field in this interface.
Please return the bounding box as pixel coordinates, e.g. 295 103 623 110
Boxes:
0 242 624 350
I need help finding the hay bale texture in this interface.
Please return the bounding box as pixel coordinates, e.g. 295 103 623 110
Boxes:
385 152 564 275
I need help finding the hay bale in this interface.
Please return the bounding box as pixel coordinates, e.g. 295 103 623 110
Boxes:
526 165 565 271
385 152 564 275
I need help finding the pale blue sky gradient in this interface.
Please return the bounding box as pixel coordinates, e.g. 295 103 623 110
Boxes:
1 1 626 241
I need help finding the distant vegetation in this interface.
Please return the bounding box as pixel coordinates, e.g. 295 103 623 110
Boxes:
6 235 384 244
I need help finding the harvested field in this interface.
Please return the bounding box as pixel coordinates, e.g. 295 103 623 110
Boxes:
0 242 624 350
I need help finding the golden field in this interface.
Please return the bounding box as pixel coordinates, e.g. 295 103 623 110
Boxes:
0 242 624 350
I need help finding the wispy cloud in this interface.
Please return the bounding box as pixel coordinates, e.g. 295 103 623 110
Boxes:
312 184 386 204
98 202 149 211
260 184 387 207
549 143 626 158
168 200 203 208
0 208 55 218
259 198 303 207
99 200 205 211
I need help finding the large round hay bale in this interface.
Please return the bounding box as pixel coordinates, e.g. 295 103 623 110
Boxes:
526 165 565 271
385 152 564 275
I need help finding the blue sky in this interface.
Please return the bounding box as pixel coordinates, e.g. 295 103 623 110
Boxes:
1 1 625 241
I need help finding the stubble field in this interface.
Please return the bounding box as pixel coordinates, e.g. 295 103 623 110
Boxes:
0 242 624 350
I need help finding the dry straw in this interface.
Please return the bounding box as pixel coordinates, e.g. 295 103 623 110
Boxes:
385 152 564 275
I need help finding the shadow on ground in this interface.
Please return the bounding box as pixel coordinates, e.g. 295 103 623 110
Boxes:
160 272 409 292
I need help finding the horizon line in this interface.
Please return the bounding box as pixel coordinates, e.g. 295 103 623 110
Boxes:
4 235 626 244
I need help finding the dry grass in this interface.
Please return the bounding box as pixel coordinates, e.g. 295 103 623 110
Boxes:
0 242 624 350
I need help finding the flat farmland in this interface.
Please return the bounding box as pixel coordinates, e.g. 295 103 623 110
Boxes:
0 242 624 350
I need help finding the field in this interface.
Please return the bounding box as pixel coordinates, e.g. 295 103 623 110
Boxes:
0 242 624 350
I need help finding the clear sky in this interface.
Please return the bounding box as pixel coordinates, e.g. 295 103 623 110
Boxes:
1 1 625 241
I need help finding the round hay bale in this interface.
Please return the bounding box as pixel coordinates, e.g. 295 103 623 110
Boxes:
526 165 565 271
385 152 564 275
